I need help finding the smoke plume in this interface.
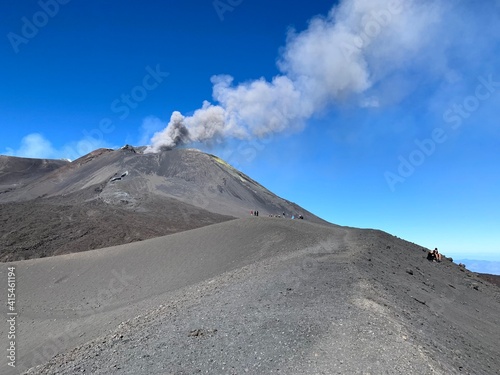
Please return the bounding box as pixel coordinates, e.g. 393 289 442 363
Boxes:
146 0 458 152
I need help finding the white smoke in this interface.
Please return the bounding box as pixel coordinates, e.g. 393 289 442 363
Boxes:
146 0 452 152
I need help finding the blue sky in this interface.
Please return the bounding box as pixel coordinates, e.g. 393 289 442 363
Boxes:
1 0 500 264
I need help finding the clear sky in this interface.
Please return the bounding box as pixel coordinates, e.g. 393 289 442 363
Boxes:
1 0 499 262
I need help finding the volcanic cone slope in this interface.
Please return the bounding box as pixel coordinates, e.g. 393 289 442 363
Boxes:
1 147 321 261
0 155 68 193
0 218 497 374
0 147 322 222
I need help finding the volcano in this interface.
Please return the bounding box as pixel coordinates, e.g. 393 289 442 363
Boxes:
0 146 322 261
0 147 498 375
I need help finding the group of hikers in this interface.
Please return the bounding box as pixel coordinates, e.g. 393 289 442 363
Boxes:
250 210 304 220
427 247 443 262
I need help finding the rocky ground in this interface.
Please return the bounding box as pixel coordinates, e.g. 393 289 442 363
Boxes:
477 273 500 287
0 219 495 375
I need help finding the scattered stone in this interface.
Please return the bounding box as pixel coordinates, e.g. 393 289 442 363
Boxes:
188 329 218 337
406 268 414 275
189 329 203 337
412 296 426 305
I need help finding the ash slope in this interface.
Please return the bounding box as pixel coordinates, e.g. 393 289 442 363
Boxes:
0 155 68 194
0 195 233 262
1 147 321 261
0 219 497 375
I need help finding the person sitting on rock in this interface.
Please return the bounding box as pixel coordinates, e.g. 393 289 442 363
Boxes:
427 248 442 262
434 248 442 262
427 250 436 261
